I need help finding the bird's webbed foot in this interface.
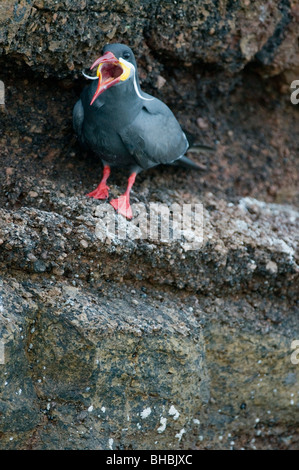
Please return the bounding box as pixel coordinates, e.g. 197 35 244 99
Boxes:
110 194 133 220
86 165 110 199
86 182 109 200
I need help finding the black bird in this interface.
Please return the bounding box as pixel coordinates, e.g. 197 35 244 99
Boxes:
73 43 201 219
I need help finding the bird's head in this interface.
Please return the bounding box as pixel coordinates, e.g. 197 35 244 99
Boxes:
84 44 138 105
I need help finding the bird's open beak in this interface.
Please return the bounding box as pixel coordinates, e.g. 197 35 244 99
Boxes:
89 51 131 105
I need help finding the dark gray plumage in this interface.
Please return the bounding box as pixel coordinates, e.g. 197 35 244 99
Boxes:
73 43 200 218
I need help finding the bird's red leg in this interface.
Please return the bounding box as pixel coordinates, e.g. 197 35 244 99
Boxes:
110 172 137 220
86 165 111 199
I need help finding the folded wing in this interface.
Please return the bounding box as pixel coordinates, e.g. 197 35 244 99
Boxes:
119 98 189 170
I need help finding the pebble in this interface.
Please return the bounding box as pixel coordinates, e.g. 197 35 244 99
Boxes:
28 191 38 198
80 239 89 248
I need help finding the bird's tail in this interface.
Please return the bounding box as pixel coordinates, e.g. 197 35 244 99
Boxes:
172 155 207 170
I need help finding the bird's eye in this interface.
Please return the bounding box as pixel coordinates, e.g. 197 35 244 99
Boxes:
123 52 130 60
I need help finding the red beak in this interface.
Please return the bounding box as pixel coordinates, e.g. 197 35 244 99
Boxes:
90 51 123 105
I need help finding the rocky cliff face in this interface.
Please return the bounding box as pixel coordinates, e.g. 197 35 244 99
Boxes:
0 0 298 450
1 0 299 78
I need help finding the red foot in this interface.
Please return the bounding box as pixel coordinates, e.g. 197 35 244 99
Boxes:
110 195 133 219
86 183 109 200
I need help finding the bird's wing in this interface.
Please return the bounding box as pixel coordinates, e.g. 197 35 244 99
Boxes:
118 98 188 169
73 99 84 135
73 99 88 148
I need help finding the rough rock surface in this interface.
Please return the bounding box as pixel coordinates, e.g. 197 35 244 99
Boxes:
0 0 299 451
0 195 298 296
0 0 299 80
0 153 298 449
0 276 209 450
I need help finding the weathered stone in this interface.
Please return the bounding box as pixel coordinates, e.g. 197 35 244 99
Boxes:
0 279 40 443
0 177 298 449
202 304 299 449
0 266 298 449
0 0 298 78
0 276 208 450
0 195 297 296
0 2 298 449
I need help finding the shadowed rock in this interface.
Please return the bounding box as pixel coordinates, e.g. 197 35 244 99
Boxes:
0 0 298 78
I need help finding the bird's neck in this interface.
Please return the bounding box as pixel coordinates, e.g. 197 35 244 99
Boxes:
93 79 143 112
105 79 138 102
